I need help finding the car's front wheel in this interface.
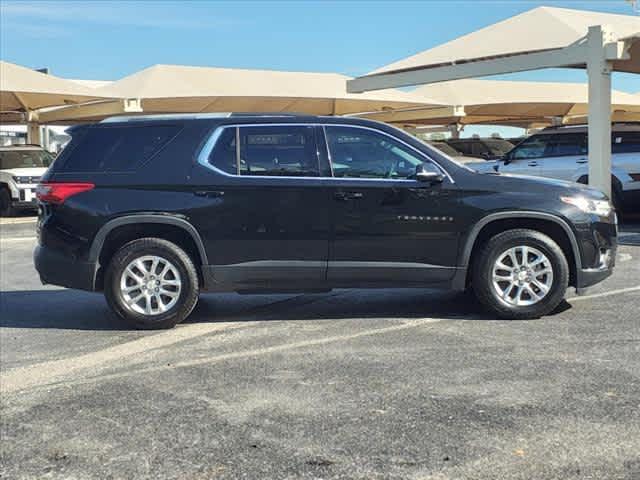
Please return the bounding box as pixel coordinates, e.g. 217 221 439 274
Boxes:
472 229 569 319
105 238 200 329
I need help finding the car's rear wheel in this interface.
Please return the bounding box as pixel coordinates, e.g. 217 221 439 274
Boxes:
472 229 569 319
105 238 199 329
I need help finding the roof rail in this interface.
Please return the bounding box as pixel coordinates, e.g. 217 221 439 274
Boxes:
100 112 310 123
228 112 307 117
101 113 234 123
542 121 640 131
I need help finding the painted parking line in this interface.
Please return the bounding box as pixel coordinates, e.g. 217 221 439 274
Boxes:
0 236 37 243
0 217 37 225
0 321 252 395
9 318 445 395
570 285 640 302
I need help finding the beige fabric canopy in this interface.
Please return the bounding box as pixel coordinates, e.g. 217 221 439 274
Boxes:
38 64 443 123
0 61 107 114
368 7 640 78
359 79 640 126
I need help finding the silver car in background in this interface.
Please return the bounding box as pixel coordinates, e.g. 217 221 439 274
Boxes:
489 124 640 213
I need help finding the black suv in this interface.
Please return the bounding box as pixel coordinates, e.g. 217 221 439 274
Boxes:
35 114 617 329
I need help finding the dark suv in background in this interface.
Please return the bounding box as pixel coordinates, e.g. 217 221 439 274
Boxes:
446 137 515 160
35 114 617 329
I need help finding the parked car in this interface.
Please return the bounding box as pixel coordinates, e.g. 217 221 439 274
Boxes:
35 114 616 329
0 144 54 216
428 140 511 172
492 124 640 212
446 137 514 160
427 141 480 164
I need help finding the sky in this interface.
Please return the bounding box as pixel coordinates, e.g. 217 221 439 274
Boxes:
1 0 639 137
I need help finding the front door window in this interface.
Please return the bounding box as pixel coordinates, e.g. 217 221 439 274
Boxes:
324 126 437 179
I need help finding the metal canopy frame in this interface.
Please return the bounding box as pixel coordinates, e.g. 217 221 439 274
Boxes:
348 25 639 197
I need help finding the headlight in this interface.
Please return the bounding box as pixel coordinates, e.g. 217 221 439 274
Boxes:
561 196 612 216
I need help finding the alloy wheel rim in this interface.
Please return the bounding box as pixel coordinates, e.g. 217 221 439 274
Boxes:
120 255 182 316
491 245 554 307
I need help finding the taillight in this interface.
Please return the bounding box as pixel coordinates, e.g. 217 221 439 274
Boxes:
36 182 95 205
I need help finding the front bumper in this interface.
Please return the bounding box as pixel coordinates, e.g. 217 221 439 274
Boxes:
574 224 617 293
34 245 98 291
576 266 613 293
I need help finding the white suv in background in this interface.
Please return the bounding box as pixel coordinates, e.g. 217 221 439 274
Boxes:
491 124 640 213
0 145 54 216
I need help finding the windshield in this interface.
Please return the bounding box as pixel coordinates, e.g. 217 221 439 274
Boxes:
0 150 54 170
483 139 514 155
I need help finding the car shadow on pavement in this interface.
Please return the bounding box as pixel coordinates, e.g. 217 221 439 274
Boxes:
619 233 640 246
0 290 129 331
1 287 557 331
190 289 547 323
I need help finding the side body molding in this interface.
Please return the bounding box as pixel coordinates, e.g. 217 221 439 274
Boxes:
88 214 209 265
451 211 583 291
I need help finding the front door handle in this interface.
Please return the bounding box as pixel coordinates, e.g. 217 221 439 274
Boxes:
333 191 364 201
528 161 538 167
194 190 225 198
576 158 588 164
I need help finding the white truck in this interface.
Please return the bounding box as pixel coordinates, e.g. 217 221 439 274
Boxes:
0 145 54 216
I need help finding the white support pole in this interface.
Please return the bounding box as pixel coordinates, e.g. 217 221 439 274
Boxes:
41 126 50 151
449 124 463 139
26 122 41 145
587 25 613 198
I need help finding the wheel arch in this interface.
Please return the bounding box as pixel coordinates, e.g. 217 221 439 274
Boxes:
89 214 208 289
458 211 582 289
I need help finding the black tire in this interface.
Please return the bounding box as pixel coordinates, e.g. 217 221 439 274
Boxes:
0 188 16 217
472 229 569 320
104 238 200 329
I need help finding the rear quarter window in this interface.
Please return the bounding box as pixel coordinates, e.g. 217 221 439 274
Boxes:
612 133 640 154
57 125 181 173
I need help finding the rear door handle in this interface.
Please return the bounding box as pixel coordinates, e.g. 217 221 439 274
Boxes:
528 161 538 167
576 158 588 164
333 191 363 201
194 190 225 198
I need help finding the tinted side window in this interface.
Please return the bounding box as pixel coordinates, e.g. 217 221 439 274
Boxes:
511 135 551 160
470 141 489 157
545 134 586 156
59 125 180 172
448 141 471 156
612 133 640 153
325 126 431 179
239 126 318 177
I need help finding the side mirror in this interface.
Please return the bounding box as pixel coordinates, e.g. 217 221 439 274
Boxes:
415 164 444 184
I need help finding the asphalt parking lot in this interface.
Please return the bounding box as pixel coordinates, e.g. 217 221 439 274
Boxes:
1 215 639 480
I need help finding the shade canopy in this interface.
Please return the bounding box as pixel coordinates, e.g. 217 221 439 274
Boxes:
37 64 443 123
0 61 107 114
353 7 640 88
359 79 640 126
